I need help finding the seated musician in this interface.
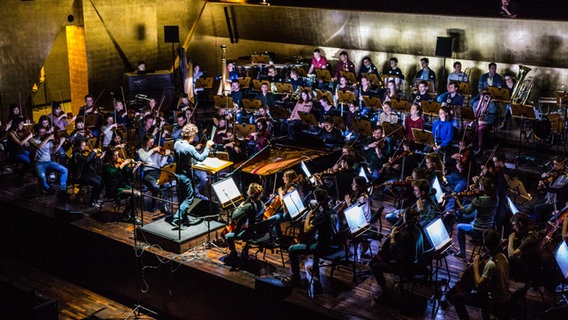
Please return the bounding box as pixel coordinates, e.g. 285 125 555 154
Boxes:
447 229 511 320
6 118 33 184
138 134 173 214
137 114 157 147
447 61 469 83
287 188 337 286
424 152 445 186
265 170 301 222
254 82 276 108
345 176 375 257
48 102 76 132
315 155 358 202
382 80 400 103
385 57 405 91
478 62 503 92
497 74 518 130
222 131 246 163
413 80 434 105
317 117 343 149
72 139 105 207
432 106 454 159
370 207 424 300
317 96 339 122
363 125 390 184
100 113 119 149
101 147 142 224
287 90 313 139
357 56 379 81
112 100 128 126
438 81 465 128
343 101 361 142
225 183 265 264
507 212 540 282
260 65 282 83
171 113 187 141
380 139 418 181
333 51 355 82
385 178 438 226
248 118 270 154
533 156 568 227
404 103 424 141
288 68 305 91
472 91 497 153
377 101 399 126
453 176 498 260
230 80 245 123
446 139 476 195
30 125 69 199
414 57 436 84
357 76 374 117
334 75 356 106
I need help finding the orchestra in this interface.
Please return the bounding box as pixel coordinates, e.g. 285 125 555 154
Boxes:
5 45 568 320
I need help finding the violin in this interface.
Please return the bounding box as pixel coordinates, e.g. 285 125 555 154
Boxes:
541 206 568 249
538 170 562 191
453 189 484 198
262 175 304 220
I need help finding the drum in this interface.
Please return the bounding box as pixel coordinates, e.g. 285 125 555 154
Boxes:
534 116 551 140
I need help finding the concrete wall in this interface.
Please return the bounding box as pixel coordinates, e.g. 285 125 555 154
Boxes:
2 1 568 120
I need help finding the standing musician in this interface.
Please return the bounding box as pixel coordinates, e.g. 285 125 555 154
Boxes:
100 113 119 148
168 123 214 228
446 229 511 320
138 134 172 215
447 61 469 83
72 139 105 207
370 208 424 300
287 188 336 287
101 146 142 224
472 91 497 153
404 103 424 141
453 176 499 260
491 153 511 234
225 183 266 264
478 62 503 92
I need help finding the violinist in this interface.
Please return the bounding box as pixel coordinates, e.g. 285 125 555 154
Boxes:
222 131 245 163
491 153 512 234
248 118 271 154
345 176 373 257
453 176 498 260
69 118 93 145
424 152 445 186
30 125 69 199
533 156 568 227
5 104 23 132
171 113 187 141
316 117 343 150
319 155 358 202
48 101 76 131
6 118 33 184
363 125 390 184
404 103 424 141
370 207 424 301
100 113 118 148
447 229 511 320
177 93 192 112
138 134 172 214
225 183 266 266
168 123 214 228
72 139 104 207
447 139 476 194
380 139 417 180
136 114 158 147
507 212 540 283
385 178 438 226
78 94 102 137
101 147 142 224
113 99 127 126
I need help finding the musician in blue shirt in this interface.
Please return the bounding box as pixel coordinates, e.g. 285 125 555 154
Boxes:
432 106 454 153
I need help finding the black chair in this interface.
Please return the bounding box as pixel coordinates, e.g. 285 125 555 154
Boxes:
244 218 286 267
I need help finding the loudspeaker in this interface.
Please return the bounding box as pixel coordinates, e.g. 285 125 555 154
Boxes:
164 25 179 43
254 277 293 300
54 206 84 222
187 199 220 217
435 37 453 58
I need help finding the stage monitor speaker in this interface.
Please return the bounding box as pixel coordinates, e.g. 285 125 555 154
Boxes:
254 277 293 300
187 199 220 217
54 206 84 222
435 37 453 58
164 25 179 43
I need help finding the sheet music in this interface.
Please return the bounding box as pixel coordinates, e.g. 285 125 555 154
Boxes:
197 157 229 169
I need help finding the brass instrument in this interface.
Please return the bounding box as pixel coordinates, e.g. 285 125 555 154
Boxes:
510 65 532 104
463 67 471 83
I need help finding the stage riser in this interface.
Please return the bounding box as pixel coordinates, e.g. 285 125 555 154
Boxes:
136 226 225 254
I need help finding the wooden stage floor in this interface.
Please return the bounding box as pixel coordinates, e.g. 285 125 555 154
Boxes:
0 158 563 320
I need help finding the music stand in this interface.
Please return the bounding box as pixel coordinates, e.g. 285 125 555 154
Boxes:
282 189 309 223
363 73 381 86
458 82 471 96
352 118 373 136
251 54 270 64
331 115 345 130
422 101 441 118
316 69 332 82
511 103 536 148
424 218 453 285
268 105 289 122
212 177 244 209
390 99 410 113
276 83 293 94
298 111 319 127
412 128 435 146
337 90 356 104
382 122 405 140
363 96 382 111
214 95 234 109
340 71 357 84
234 123 256 140
242 98 262 112
163 140 174 151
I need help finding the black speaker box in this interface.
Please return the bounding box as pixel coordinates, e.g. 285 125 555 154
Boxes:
53 206 84 222
435 37 453 58
164 25 179 43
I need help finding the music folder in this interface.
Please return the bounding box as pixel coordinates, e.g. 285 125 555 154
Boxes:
554 241 568 279
507 196 520 215
432 176 445 205
211 177 243 208
282 189 307 222
424 218 452 254
300 161 317 185
344 203 369 237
